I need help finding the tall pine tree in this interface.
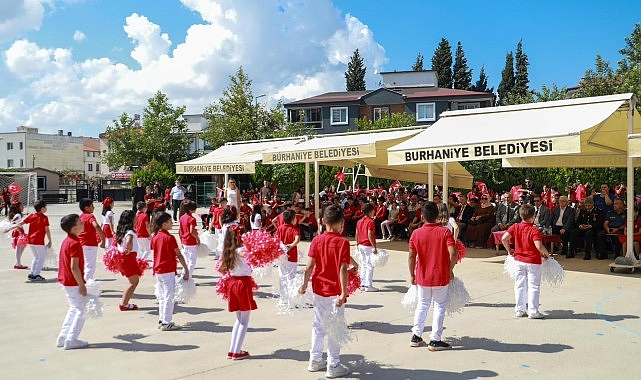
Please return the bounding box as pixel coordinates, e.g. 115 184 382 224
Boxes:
452 42 472 90
412 53 424 71
345 49 367 91
497 52 515 104
471 65 489 92
513 40 530 97
431 38 453 88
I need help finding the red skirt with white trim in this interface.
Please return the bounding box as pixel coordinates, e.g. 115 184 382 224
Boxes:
226 276 258 312
120 252 142 277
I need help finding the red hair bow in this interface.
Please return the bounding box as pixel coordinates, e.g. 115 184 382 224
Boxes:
102 197 113 206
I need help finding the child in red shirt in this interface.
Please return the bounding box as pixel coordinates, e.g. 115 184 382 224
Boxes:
179 200 200 278
78 198 105 281
19 200 52 281
211 198 227 258
56 214 88 350
151 212 189 331
356 203 378 292
409 202 457 351
299 205 357 378
276 210 301 306
135 201 151 260
502 204 550 319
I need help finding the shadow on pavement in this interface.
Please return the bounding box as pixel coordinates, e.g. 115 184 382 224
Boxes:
182 320 276 334
90 333 199 352
546 309 640 321
345 357 499 379
466 302 514 308
350 320 420 335
345 304 384 311
448 336 572 353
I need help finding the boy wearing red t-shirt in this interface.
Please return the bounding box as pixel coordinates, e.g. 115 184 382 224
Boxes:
356 203 378 292
179 201 200 278
409 202 457 351
299 205 356 378
56 214 89 350
502 204 550 319
135 201 151 261
19 200 52 281
78 198 105 281
152 212 189 331
211 198 227 258
275 210 300 305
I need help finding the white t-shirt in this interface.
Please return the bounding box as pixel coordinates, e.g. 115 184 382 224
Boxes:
226 188 239 211
230 247 252 276
117 230 139 253
250 213 262 230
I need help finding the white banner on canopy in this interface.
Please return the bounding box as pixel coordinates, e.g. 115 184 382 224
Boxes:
175 162 255 174
629 134 641 157
390 134 580 164
263 143 376 164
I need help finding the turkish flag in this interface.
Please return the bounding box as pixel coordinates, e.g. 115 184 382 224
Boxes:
8 182 22 195
391 180 402 192
334 171 346 183
476 181 489 195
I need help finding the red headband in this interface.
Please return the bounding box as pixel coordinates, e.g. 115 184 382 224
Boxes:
102 197 113 206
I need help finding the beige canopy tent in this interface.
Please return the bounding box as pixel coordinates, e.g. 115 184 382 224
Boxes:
175 136 306 175
388 93 640 259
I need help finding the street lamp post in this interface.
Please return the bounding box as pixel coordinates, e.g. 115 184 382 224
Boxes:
255 94 266 107
32 154 36 168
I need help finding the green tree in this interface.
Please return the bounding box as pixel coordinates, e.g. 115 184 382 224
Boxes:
130 159 176 189
431 38 453 88
513 40 530 97
103 91 190 171
452 42 472 90
618 22 641 72
533 83 567 102
354 112 416 131
201 67 284 149
471 65 489 92
497 52 515 104
345 49 367 91
412 53 424 71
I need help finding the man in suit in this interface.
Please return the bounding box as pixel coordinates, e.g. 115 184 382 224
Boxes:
491 192 520 233
454 194 476 242
548 195 574 256
531 194 551 229
570 197 603 260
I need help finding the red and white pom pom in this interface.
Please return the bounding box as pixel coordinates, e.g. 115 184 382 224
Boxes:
199 230 216 252
136 257 150 275
175 277 197 304
371 249 389 267
243 230 286 269
541 257 565 288
102 247 123 273
15 233 28 248
447 277 471 316
401 285 418 313
347 269 361 296
84 280 103 319
322 305 354 347
455 240 466 262
503 255 517 280
215 273 232 301
0 219 11 236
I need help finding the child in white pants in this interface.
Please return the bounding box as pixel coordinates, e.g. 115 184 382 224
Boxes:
356 203 377 291
275 210 300 305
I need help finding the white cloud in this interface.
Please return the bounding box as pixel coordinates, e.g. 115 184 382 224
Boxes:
0 0 50 43
0 0 388 136
73 30 86 42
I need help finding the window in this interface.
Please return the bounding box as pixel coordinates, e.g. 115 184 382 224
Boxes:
416 103 436 122
373 107 389 121
19 142 23 150
6 142 13 150
330 107 348 125
37 176 47 191
96 163 100 172
7 159 14 168
289 108 322 129
88 163 93 172
19 159 24 168
458 102 480 110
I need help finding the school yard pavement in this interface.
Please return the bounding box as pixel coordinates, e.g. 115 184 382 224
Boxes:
0 203 639 380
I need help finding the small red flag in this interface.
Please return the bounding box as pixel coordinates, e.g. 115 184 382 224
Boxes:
334 171 346 183
8 182 22 195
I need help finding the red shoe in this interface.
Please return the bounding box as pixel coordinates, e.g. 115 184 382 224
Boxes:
14 265 28 270
227 352 234 359
119 304 138 311
231 351 250 360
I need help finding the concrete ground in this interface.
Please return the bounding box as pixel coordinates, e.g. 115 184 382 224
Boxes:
0 203 639 380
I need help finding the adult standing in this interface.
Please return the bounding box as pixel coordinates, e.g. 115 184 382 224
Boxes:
170 180 186 222
408 201 457 350
593 183 615 214
131 179 146 212
517 178 538 204
225 178 240 219
1 186 10 216
260 181 273 201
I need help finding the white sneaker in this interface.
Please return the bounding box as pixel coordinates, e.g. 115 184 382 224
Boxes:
365 286 379 292
308 359 327 372
515 311 527 318
326 363 350 378
64 339 89 350
160 322 182 331
528 312 545 319
56 335 66 348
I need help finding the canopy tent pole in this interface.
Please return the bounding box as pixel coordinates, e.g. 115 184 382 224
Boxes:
314 161 320 226
305 162 310 208
442 161 449 204
626 97 636 259
428 164 434 200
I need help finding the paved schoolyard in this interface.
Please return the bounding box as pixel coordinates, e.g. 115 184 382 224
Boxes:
0 203 639 380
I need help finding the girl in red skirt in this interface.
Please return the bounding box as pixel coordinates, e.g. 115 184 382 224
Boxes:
218 225 257 360
102 197 115 250
115 210 141 311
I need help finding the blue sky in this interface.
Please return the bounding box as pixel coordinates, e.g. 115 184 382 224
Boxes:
0 0 639 137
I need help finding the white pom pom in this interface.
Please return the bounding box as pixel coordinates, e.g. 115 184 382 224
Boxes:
84 280 103 319
44 246 57 269
276 273 313 314
401 285 418 313
0 218 12 236
503 255 517 280
252 265 274 281
541 257 565 288
197 243 210 258
447 277 471 316
322 305 354 348
199 230 216 252
85 279 102 296
174 277 197 304
371 249 389 267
